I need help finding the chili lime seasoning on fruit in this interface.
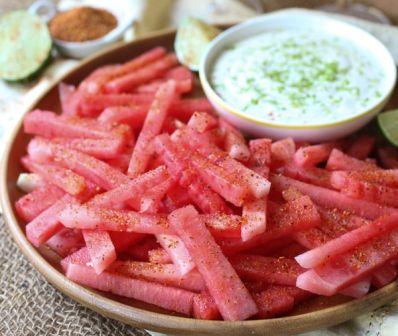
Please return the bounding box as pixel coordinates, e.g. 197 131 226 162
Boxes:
49 6 117 42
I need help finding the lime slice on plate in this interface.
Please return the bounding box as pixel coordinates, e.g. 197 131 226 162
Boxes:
175 17 221 71
378 109 398 146
0 11 52 82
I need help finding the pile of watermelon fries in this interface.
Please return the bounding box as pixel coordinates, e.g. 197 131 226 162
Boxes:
15 47 398 321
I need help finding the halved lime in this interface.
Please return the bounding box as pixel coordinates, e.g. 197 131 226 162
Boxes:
175 17 220 71
378 109 398 146
0 11 52 82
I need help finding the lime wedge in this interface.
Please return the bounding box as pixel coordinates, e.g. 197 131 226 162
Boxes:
0 11 52 81
175 17 220 71
378 109 398 146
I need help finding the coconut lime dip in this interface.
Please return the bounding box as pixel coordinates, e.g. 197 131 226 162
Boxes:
211 29 387 125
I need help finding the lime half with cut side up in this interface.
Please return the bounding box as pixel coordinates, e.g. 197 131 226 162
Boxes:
175 17 220 71
378 109 398 147
0 11 52 82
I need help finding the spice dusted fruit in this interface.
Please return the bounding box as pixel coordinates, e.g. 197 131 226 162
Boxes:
49 7 117 42
15 47 398 320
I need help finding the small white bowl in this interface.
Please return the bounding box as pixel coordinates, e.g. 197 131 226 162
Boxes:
199 11 397 142
29 0 136 59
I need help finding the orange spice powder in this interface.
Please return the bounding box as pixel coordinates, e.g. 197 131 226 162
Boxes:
49 6 117 42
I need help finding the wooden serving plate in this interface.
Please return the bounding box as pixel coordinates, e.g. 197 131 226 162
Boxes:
2 28 398 336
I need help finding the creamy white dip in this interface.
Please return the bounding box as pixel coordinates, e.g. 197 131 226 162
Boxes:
211 29 387 125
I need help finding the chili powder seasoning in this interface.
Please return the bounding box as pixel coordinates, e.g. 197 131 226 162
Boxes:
49 6 117 42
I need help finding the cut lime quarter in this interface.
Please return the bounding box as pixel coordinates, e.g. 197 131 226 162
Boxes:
378 109 398 147
175 17 220 71
0 11 52 81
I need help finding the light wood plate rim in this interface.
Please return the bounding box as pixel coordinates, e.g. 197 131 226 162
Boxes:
1 27 398 336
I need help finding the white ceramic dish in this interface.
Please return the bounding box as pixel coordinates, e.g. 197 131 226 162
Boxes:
29 0 136 59
199 11 397 142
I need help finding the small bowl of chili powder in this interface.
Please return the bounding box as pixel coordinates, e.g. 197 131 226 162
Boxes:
49 7 118 43
31 1 135 58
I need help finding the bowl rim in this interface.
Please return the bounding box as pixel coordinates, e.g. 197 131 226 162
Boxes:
52 17 133 49
199 11 397 130
2 26 398 336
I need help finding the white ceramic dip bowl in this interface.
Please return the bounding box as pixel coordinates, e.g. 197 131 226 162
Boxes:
200 11 397 142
